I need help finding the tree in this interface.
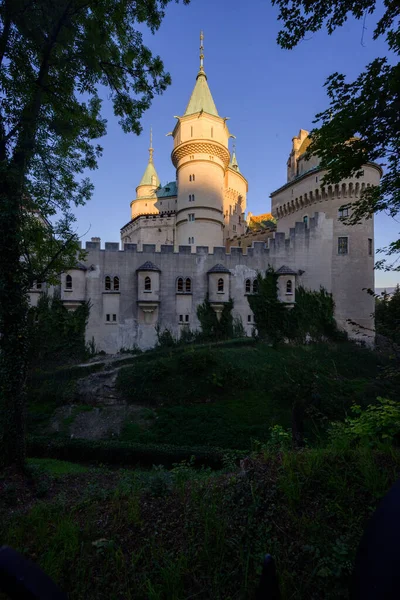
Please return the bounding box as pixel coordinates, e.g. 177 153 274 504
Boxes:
271 0 399 269
0 0 188 468
247 267 287 345
375 284 400 344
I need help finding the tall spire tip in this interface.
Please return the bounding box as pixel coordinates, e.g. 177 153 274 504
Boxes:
199 30 204 73
149 126 154 162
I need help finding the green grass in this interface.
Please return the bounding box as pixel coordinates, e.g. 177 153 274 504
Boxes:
27 458 90 476
2 448 400 599
116 341 395 449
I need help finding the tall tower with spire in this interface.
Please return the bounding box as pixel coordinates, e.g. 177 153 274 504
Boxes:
172 32 232 249
130 128 161 220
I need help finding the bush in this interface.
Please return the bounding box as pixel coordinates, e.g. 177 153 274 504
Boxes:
27 436 229 469
329 397 400 448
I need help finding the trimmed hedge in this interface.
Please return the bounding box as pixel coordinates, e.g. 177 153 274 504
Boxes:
27 436 237 469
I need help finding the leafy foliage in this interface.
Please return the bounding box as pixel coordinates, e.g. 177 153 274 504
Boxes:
375 284 400 344
0 0 188 466
196 297 235 340
287 286 343 343
272 0 400 269
27 292 90 368
247 267 287 344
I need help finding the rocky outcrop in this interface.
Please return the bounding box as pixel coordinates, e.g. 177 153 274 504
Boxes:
75 367 124 406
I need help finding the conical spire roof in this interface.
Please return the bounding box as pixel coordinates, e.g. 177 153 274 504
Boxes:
184 32 218 117
138 128 160 187
229 147 240 173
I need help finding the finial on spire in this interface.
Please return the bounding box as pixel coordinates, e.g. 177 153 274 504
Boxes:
232 142 236 154
199 30 204 73
149 126 154 163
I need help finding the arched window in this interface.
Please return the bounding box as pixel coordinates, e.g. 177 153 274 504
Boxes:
105 276 111 290
177 277 184 292
218 278 224 293
286 280 293 294
303 215 308 228
189 175 192 182
113 276 120 291
144 276 151 291
245 279 251 294
193 174 195 182
211 127 214 138
252 279 258 294
185 278 192 293
66 274 72 289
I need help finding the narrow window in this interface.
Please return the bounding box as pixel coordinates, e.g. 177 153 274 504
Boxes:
303 215 308 228
106 314 110 322
247 315 251 323
191 126 193 137
338 237 348 255
177 277 184 292
368 238 373 256
185 278 192 293
338 206 349 218
233 224 236 232
189 175 192 182
105 276 111 290
211 127 213 138
144 276 151 291
179 314 183 322
112 314 117 322
185 314 189 323
193 174 195 182
245 279 251 294
188 213 195 222
252 279 259 294
192 194 195 202
113 276 120 291
66 274 72 289
316 176 318 183
218 278 224 293
286 280 293 294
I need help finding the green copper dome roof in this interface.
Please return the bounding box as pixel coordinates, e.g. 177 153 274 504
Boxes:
138 159 160 187
184 71 218 117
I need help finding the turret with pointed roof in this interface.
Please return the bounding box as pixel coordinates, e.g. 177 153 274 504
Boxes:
136 128 160 198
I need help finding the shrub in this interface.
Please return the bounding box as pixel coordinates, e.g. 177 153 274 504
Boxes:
27 436 227 469
329 397 400 448
197 297 234 340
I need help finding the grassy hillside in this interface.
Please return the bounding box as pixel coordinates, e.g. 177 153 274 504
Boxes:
116 341 394 449
1 448 400 599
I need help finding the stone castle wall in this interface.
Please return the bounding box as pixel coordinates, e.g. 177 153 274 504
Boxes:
53 211 372 353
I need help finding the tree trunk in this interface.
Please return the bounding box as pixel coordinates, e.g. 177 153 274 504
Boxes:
0 176 29 469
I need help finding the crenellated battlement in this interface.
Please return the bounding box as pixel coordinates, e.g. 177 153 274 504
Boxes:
83 212 325 258
275 178 377 220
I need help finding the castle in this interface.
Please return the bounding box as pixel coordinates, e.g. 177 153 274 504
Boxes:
29 34 381 353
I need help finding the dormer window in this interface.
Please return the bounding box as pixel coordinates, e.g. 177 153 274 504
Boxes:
286 280 293 295
144 276 151 292
217 278 224 293
65 275 72 290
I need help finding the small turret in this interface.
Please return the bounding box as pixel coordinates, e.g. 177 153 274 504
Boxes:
135 128 160 199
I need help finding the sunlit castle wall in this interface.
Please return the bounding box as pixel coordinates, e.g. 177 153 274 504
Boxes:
271 129 382 339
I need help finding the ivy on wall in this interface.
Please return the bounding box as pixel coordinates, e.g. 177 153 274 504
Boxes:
248 267 342 344
196 297 234 341
28 292 90 368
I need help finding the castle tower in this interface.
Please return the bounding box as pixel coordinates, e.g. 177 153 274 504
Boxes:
130 129 160 220
171 32 231 249
224 144 248 241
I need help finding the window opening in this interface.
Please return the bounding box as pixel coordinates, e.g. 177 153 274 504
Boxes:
113 276 120 291
252 279 259 294
245 279 251 294
66 274 72 289
185 278 192 293
286 280 293 294
144 276 151 291
338 237 348 255
218 278 224 293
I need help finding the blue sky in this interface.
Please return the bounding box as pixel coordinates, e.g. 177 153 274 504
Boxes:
74 0 399 288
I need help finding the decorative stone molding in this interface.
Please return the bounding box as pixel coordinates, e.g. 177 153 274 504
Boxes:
171 140 230 168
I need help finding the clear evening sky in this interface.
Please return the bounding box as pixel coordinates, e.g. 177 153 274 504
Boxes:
74 0 399 289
